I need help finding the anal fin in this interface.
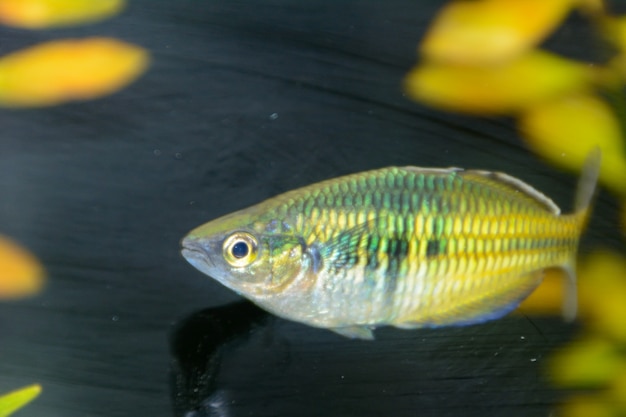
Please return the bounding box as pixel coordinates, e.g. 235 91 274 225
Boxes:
393 271 545 329
330 326 375 340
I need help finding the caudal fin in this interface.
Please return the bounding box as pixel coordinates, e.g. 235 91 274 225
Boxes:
562 148 602 321
574 147 602 223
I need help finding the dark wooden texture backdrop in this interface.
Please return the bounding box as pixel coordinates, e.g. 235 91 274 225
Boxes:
0 1 621 416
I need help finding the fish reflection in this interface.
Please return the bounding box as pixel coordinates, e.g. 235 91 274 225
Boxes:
169 302 267 417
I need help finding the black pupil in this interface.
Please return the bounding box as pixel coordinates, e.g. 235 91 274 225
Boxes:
231 241 249 258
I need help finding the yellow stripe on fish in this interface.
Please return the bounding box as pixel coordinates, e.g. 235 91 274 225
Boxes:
181 150 601 340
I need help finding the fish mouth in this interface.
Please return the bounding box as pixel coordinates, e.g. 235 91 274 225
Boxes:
180 247 203 262
180 236 214 269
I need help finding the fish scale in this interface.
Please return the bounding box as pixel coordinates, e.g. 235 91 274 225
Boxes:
181 151 600 339
285 171 556 320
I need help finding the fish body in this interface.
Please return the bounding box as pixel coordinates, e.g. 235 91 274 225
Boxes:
181 152 600 340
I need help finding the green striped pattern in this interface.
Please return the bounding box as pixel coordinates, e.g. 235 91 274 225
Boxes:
261 166 582 327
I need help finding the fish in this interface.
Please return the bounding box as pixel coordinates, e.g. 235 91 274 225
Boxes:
181 150 601 340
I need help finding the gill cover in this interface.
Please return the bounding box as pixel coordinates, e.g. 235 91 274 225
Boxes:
264 234 308 293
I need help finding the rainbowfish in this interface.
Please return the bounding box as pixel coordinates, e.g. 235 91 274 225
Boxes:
181 151 600 340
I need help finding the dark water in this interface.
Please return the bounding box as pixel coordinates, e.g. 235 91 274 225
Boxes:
0 1 622 416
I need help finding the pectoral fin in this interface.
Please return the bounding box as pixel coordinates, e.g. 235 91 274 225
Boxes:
318 220 377 273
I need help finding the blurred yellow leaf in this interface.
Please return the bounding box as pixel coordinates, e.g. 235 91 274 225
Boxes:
517 268 565 316
0 235 44 299
608 369 626 408
519 93 626 195
0 0 124 29
0 384 41 417
549 336 623 387
520 253 626 339
558 394 615 417
607 53 626 86
579 0 605 15
602 16 626 52
0 38 149 107
404 51 591 115
420 0 574 65
548 253 626 416
577 252 626 341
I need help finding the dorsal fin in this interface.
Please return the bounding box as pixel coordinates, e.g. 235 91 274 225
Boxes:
401 165 561 215
464 170 561 215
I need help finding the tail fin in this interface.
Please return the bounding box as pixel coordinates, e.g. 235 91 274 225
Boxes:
562 148 602 321
574 147 602 223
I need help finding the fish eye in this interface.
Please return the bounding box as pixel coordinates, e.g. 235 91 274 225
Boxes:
223 232 258 267
231 241 249 258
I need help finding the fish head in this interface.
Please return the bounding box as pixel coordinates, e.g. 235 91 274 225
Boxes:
181 208 308 301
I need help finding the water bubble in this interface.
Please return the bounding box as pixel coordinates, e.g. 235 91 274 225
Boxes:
269 112 279 120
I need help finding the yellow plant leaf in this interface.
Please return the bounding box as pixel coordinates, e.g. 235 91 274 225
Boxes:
0 235 44 299
577 252 626 342
0 384 41 417
576 0 605 16
607 53 626 87
0 38 149 107
518 93 626 195
549 336 623 387
404 51 591 115
558 394 615 417
0 0 124 29
602 16 626 52
517 268 565 316
608 369 626 407
520 253 626 330
420 0 574 65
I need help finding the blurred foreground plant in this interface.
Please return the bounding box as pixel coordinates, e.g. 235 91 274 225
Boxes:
0 0 149 414
0 0 148 107
406 1 626 416
0 37 148 107
419 0 574 65
0 235 43 417
0 236 44 299
0 385 41 417
0 0 124 29
405 0 626 196
0 237 43 415
547 253 626 417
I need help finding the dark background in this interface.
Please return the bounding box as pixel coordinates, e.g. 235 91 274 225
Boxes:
0 1 622 416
